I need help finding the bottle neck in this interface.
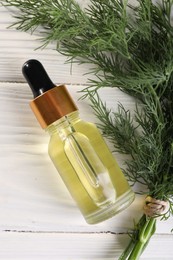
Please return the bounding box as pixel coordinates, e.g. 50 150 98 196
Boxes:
30 85 78 129
46 111 80 139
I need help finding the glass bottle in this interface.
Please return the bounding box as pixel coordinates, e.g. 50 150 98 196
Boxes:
22 59 135 224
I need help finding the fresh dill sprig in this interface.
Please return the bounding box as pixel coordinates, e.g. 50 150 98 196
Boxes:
1 0 173 259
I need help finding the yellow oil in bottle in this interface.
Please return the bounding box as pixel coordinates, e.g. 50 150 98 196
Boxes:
23 60 134 225
64 131 116 207
47 112 134 224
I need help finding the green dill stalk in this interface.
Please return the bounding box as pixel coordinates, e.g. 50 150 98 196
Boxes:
1 0 173 259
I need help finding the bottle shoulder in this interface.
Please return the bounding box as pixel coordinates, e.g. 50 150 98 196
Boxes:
74 119 98 131
48 119 102 149
74 120 107 145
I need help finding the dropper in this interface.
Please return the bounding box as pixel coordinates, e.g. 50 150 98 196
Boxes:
22 59 78 129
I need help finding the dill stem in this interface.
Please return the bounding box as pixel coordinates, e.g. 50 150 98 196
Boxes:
128 218 156 259
127 240 145 260
118 239 135 260
146 84 164 125
119 216 156 260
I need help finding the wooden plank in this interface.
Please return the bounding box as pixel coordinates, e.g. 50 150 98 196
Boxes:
0 6 91 83
0 232 172 259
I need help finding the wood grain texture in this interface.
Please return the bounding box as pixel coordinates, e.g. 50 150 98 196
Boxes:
0 232 172 260
0 1 173 259
0 6 91 84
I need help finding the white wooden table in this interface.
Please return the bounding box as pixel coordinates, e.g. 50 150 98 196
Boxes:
0 3 173 259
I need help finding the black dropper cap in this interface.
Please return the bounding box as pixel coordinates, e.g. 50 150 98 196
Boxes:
22 59 56 98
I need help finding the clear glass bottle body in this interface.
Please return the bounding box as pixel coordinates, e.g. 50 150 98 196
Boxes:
46 111 134 224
